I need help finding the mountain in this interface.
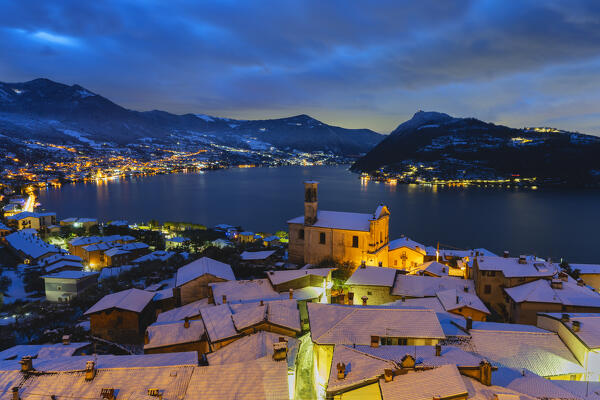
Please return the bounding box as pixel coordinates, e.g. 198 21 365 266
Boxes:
0 78 383 155
351 111 600 185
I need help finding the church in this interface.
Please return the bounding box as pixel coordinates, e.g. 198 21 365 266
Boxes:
287 181 390 267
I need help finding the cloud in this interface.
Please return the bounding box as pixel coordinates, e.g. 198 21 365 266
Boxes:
0 0 600 134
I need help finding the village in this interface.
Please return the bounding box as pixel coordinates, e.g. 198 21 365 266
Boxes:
1 181 600 399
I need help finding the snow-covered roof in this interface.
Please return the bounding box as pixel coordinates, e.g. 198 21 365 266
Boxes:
240 250 276 260
144 319 206 350
98 265 133 281
175 257 235 287
266 268 333 286
82 242 114 252
504 278 600 307
388 237 426 253
121 242 149 251
200 304 238 343
392 275 474 297
230 299 301 332
156 298 211 323
0 342 90 361
436 288 490 314
45 260 83 273
132 250 174 263
570 263 600 275
476 256 558 278
492 366 583 399
382 297 446 313
103 247 130 257
356 345 485 368
308 303 445 345
210 279 280 305
539 312 600 349
412 261 451 277
288 210 373 231
68 236 102 247
206 331 299 370
84 288 154 315
6 211 54 221
379 364 468 400
187 358 289 400
346 266 397 287
40 253 82 266
327 345 395 394
42 270 98 280
5 231 61 259
466 328 584 377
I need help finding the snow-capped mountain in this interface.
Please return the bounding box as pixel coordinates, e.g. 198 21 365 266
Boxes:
0 78 383 155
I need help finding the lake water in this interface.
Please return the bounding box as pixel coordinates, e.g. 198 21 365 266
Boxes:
38 165 600 263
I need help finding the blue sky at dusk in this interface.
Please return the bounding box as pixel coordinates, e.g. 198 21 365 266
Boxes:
1 0 600 134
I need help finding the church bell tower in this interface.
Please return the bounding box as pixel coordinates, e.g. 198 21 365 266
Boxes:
304 181 318 226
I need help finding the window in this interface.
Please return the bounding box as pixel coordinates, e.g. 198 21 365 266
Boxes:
379 232 382 243
298 229 304 240
56 285 62 291
394 260 398 266
484 285 491 294
398 338 408 345
319 232 326 244
367 291 372 296
352 235 359 248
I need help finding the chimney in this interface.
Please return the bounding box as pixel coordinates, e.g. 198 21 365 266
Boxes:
442 267 446 273
401 296 406 302
370 335 379 348
577 279 585 287
62 334 71 345
260 300 264 306
144 331 150 345
100 388 115 400
503 251 509 258
147 389 162 400
289 288 294 299
273 341 288 361
184 317 190 329
337 362 346 379
222 295 227 304
361 261 366 269
558 271 568 282
464 285 469 293
19 356 33 372
304 181 319 226
550 279 563 290
384 368 394 382
85 360 96 381
518 255 527 264
572 321 581 332
435 344 441 357
479 360 492 386
466 317 473 331
561 313 570 322
362 296 368 306
11 387 19 400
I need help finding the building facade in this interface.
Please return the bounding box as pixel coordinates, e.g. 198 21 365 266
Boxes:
288 181 390 267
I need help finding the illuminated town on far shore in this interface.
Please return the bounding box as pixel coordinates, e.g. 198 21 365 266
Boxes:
2 1 600 399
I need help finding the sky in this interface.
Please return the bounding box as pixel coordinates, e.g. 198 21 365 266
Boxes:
1 0 600 135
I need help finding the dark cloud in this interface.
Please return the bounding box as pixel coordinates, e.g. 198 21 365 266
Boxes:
1 0 600 133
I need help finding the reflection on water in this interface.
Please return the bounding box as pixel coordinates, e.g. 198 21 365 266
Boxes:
38 165 600 263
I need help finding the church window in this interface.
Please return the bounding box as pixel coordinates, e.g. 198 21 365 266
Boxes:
319 232 326 244
352 236 359 248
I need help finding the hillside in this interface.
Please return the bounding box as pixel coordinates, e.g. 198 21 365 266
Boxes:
0 78 383 155
351 111 600 186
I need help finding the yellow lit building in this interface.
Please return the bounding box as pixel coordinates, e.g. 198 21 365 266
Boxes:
287 181 390 267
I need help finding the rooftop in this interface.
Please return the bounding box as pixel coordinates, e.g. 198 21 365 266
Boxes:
475 256 558 278
288 210 374 231
84 288 154 315
176 257 235 287
392 275 474 298
266 267 333 286
346 266 397 287
144 319 206 350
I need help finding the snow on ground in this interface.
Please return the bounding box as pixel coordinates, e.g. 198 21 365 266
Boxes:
77 89 94 98
1 266 38 304
59 129 101 147
195 114 214 122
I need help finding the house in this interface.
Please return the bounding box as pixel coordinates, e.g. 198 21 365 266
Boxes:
5 230 61 263
0 222 11 240
0 341 91 361
43 270 98 302
307 303 445 393
6 211 56 231
84 288 155 344
458 321 584 380
59 217 98 232
68 235 135 259
156 298 211 323
144 319 209 358
537 312 600 381
288 181 390 267
410 261 461 277
391 274 475 298
240 250 277 265
102 247 131 267
504 277 600 325
472 254 558 316
435 288 490 321
39 254 84 273
166 236 190 250
263 235 281 247
238 231 255 243
266 267 334 293
387 236 426 270
209 279 280 305
344 266 398 305
569 263 600 291
174 257 235 306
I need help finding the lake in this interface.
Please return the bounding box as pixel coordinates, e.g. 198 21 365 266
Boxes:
38 165 600 263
